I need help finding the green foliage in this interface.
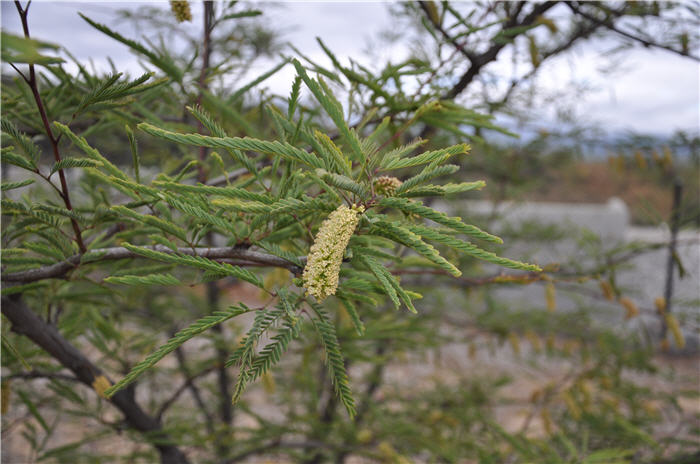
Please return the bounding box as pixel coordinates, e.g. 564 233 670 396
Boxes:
103 304 252 397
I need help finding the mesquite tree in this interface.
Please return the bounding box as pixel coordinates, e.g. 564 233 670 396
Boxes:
2 2 698 463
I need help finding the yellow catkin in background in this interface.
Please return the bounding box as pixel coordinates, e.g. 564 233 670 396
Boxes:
599 280 615 301
619 297 639 319
665 313 685 349
562 390 581 420
525 330 542 353
92 375 112 399
262 372 276 394
1 380 10 415
536 15 558 33
356 428 373 444
541 408 554 435
634 150 647 169
170 1 192 22
546 333 555 351
545 282 556 312
508 332 521 355
468 342 477 360
654 297 666 314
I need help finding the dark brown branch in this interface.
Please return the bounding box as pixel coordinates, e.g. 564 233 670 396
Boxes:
14 1 86 252
662 180 683 337
1 245 305 283
1 294 189 464
489 16 602 110
444 1 559 100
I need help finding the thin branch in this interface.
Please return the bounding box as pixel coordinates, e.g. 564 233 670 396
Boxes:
443 1 559 100
13 1 86 252
5 370 81 383
156 352 217 428
1 245 305 283
568 2 700 61
7 62 30 84
418 1 477 62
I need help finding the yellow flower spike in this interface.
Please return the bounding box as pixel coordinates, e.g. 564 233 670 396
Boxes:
302 204 363 301
619 297 639 319
654 297 666 314
545 282 556 312
665 313 685 349
170 1 192 23
600 280 615 301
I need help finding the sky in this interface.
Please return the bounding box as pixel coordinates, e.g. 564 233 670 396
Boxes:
2 1 699 138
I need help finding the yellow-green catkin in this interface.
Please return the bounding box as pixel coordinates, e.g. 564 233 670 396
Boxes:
303 204 364 301
373 176 402 196
170 1 192 22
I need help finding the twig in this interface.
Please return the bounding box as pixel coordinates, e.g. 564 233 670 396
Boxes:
1 245 305 283
5 370 81 383
662 180 683 337
156 350 217 429
13 1 86 252
568 2 700 61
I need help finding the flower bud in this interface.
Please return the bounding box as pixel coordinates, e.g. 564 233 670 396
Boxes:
373 176 402 196
170 1 192 23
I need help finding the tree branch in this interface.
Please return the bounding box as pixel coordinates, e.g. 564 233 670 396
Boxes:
1 294 189 464
1 245 305 283
567 2 700 61
443 1 559 100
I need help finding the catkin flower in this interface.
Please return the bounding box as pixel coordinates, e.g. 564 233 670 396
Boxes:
303 204 363 301
170 1 192 23
373 176 402 196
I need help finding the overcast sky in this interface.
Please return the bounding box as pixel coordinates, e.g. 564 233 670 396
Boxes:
2 1 698 138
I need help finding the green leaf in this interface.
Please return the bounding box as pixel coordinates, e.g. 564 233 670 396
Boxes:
221 10 263 20
121 243 264 288
1 32 63 65
52 122 129 181
50 158 102 175
104 273 182 286
379 197 502 243
104 304 252 397
17 390 50 433
408 224 541 272
292 59 365 163
79 14 183 82
138 122 324 169
371 220 462 277
111 206 188 242
309 303 356 417
1 179 35 191
383 144 469 170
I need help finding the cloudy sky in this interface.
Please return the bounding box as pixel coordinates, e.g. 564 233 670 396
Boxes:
2 1 698 138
